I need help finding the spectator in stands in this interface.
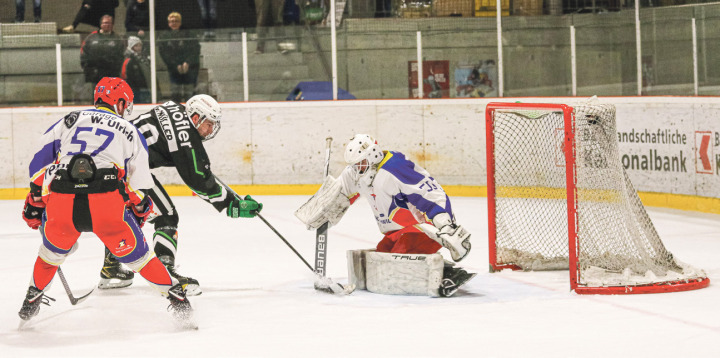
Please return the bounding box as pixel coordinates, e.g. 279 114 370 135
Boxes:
121 36 151 104
125 0 149 39
158 12 201 103
80 15 125 89
15 0 42 23
376 0 392 17
254 0 294 54
197 0 218 40
63 0 119 33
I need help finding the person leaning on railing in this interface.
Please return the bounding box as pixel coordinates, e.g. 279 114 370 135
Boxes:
121 36 151 104
80 15 125 88
158 12 201 103
62 0 119 33
125 0 149 41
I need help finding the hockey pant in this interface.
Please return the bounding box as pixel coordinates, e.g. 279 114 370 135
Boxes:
31 191 174 294
147 174 180 259
376 226 442 254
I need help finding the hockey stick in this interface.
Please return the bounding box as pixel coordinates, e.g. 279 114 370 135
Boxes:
256 213 314 272
313 137 333 283
255 213 354 295
212 175 354 295
57 266 94 305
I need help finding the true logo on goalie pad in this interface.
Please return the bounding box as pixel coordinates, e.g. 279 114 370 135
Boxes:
391 255 426 261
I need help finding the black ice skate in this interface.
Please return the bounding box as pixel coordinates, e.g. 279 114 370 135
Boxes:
98 251 134 289
18 286 55 321
159 255 201 296
439 266 477 297
167 283 196 329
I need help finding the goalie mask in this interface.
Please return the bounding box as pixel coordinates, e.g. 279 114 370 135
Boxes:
186 94 222 141
344 134 384 183
94 77 134 118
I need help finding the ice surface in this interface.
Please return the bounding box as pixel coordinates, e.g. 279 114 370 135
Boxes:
0 196 718 357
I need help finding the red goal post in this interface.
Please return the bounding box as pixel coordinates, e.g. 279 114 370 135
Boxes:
485 101 709 294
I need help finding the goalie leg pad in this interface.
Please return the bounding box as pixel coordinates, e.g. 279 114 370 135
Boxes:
347 249 372 290
363 251 444 297
295 175 350 230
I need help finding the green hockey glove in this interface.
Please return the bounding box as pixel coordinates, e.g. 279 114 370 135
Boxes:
226 195 263 218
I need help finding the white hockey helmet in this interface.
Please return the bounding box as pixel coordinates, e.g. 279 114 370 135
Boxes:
344 134 384 179
186 94 222 141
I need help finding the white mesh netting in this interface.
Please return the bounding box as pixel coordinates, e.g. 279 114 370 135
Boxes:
489 102 707 290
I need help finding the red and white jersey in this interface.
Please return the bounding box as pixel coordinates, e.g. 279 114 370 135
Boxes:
28 108 153 204
337 151 454 234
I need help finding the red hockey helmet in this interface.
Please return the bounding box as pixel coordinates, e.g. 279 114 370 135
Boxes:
94 77 134 117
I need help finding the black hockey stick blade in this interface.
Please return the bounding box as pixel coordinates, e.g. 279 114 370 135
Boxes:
57 266 94 305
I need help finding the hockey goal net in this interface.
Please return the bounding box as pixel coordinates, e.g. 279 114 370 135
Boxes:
485 101 709 294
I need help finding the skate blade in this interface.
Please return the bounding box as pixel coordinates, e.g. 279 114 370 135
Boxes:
173 316 199 330
171 310 198 330
18 318 33 330
98 278 133 289
184 284 202 296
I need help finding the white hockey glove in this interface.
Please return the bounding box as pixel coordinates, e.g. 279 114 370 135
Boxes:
431 213 472 262
295 175 350 230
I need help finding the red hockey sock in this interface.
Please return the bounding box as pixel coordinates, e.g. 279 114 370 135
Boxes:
138 257 173 287
32 256 58 291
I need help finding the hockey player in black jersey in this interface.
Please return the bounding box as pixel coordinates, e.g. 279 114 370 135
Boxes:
98 94 262 295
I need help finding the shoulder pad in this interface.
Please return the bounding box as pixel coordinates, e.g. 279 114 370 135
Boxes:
63 111 80 128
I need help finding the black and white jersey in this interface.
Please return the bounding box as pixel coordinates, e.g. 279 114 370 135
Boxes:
130 101 231 212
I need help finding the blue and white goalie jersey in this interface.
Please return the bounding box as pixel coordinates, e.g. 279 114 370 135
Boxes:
337 151 454 234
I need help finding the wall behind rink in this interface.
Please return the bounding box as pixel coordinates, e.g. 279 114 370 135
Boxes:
1 97 719 212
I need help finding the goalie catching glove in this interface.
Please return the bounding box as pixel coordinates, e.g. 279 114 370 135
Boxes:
22 192 45 230
295 175 350 230
417 213 471 262
226 195 263 218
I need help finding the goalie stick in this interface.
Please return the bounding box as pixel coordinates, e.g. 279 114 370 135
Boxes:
212 175 354 295
57 266 94 305
314 137 333 288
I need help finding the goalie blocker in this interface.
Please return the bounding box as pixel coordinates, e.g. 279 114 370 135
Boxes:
347 250 476 297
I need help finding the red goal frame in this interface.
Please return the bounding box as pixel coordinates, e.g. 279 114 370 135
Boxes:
485 102 709 294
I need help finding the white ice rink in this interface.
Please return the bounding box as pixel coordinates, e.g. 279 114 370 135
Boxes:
0 195 718 358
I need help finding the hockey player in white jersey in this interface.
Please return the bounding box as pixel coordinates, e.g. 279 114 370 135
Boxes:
296 134 475 297
19 77 193 325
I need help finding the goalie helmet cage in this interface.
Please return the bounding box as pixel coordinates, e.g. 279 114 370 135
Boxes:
485 101 709 294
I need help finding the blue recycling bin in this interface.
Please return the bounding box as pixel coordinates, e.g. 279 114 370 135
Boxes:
287 81 356 101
